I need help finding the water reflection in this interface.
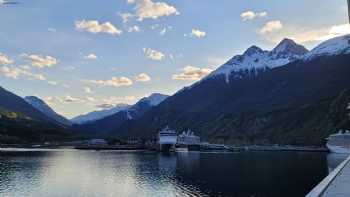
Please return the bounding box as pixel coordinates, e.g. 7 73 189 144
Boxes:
0 150 330 197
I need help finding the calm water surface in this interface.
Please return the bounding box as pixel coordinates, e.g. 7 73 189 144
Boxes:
0 149 344 197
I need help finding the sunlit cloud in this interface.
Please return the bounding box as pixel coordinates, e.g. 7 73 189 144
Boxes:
48 81 58 85
84 53 98 60
135 73 151 82
0 66 46 80
143 48 165 60
100 96 136 105
84 86 93 94
172 66 213 81
88 77 133 87
190 29 206 38
75 20 122 36
261 23 350 44
22 54 58 68
241 11 267 21
128 0 180 21
260 20 283 34
127 25 140 33
118 12 134 23
0 53 13 65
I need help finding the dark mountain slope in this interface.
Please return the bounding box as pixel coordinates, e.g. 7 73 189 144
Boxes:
73 93 169 136
116 54 350 145
25 96 71 126
0 86 60 124
0 87 73 143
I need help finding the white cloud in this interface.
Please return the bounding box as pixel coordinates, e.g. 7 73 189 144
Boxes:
159 26 172 35
88 77 133 87
315 23 350 41
261 23 350 44
0 53 13 65
64 95 82 103
129 0 180 21
44 95 85 105
172 66 213 81
241 11 267 21
100 95 136 106
260 20 283 34
0 66 46 80
48 81 58 85
46 95 83 104
135 73 151 82
84 86 93 94
127 25 140 33
118 12 134 23
190 29 206 38
75 20 122 36
84 53 98 60
23 54 58 68
143 48 165 60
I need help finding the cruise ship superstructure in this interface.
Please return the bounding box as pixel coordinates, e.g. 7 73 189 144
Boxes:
158 126 177 152
177 130 201 151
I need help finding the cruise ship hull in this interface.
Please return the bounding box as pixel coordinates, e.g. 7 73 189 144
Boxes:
175 145 200 152
327 144 350 154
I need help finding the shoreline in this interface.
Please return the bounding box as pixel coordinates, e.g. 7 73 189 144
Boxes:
0 144 329 153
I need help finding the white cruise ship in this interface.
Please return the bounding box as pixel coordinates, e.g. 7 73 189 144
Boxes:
326 130 350 154
158 126 177 152
176 130 201 152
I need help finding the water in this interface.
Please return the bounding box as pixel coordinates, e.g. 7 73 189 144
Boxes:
0 149 340 197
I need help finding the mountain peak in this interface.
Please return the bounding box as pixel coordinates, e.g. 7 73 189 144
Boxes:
272 38 309 56
71 104 130 124
24 96 71 126
140 93 169 106
304 34 350 60
243 45 264 56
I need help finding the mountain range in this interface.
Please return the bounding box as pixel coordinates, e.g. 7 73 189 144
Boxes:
71 104 130 124
0 87 71 143
113 35 350 145
1 34 349 145
24 96 72 126
72 93 169 136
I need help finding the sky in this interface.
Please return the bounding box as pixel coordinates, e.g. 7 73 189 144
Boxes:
0 0 349 118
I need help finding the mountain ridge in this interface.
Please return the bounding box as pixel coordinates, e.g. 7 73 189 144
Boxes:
114 35 350 146
24 96 71 126
72 93 169 135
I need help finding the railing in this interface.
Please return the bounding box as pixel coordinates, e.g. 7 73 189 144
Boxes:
306 155 350 197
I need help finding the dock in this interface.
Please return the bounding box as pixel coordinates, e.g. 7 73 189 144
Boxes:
307 155 350 197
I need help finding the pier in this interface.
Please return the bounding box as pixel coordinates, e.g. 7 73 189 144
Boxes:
307 155 350 197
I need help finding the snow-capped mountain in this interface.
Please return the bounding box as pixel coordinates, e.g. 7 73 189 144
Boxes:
138 93 169 107
125 93 169 120
116 34 350 146
71 104 130 124
304 35 350 60
72 93 169 135
207 38 309 83
24 96 71 126
207 35 350 84
71 94 168 125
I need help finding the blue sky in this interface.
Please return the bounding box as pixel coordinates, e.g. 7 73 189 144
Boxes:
0 0 349 118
